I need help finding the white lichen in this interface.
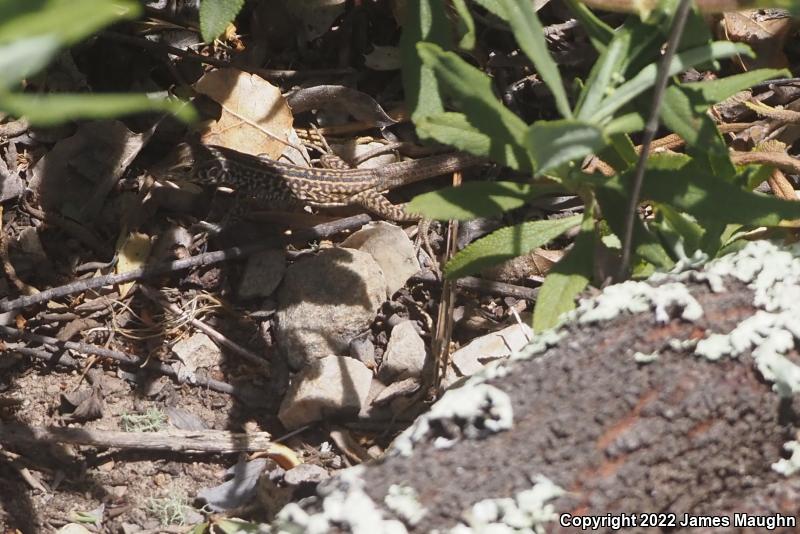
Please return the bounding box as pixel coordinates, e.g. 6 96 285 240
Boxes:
691 241 800 397
634 351 660 363
391 383 513 457
273 466 407 534
450 475 564 534
384 485 427 527
576 281 702 325
514 329 565 360
772 441 800 476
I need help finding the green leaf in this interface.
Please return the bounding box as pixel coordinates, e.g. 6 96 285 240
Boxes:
561 0 614 51
0 35 60 90
575 29 630 119
402 1 451 124
661 86 734 178
679 68 790 111
604 112 645 135
741 164 773 191
590 41 752 123
524 119 604 174
415 112 491 156
618 16 668 75
500 0 572 118
0 0 140 46
452 0 476 50
69 509 100 524
417 43 532 170
594 132 638 173
613 153 800 226
653 203 704 255
0 92 197 125
215 519 264 534
658 69 785 179
409 181 564 220
470 0 508 19
533 225 593 333
444 215 582 279
199 0 244 43
588 173 675 270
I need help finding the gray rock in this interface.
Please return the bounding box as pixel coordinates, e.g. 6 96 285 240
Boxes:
0 165 23 202
379 320 427 381
341 222 420 296
350 336 376 369
275 248 387 369
238 249 286 300
171 332 222 373
278 356 373 429
284 464 329 486
372 377 421 406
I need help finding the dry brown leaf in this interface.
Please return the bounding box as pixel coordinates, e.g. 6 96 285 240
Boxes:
195 68 294 158
250 443 302 469
719 10 793 70
115 232 152 298
481 247 565 284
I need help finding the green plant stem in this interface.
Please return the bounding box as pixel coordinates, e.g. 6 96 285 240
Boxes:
616 0 693 281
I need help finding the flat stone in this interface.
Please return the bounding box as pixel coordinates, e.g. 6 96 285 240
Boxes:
284 464 329 486
238 249 286 299
341 222 420 296
372 377 421 406
379 320 427 381
171 332 222 371
278 356 373 429
446 323 532 388
275 248 387 369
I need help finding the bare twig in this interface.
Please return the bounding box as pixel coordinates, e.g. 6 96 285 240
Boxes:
0 214 371 313
138 285 269 370
1 325 241 399
731 151 800 175
411 272 540 301
0 424 274 454
617 0 693 282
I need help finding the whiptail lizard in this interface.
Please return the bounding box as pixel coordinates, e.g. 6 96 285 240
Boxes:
152 143 484 226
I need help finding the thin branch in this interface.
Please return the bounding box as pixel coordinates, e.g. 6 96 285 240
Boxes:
411 272 540 301
2 325 240 399
138 285 269 370
617 0 693 282
0 214 371 313
0 424 274 454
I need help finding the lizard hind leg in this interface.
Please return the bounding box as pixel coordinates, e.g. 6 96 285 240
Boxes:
349 189 439 267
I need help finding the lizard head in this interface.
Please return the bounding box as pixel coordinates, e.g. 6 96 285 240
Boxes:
148 142 205 182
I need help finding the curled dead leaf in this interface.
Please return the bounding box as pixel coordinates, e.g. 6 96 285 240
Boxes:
195 68 294 158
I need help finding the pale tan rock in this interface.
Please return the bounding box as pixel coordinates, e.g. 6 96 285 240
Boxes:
279 356 373 429
341 222 420 296
379 320 427 381
275 248 386 369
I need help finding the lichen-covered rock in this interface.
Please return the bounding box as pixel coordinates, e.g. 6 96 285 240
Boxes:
271 241 800 532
